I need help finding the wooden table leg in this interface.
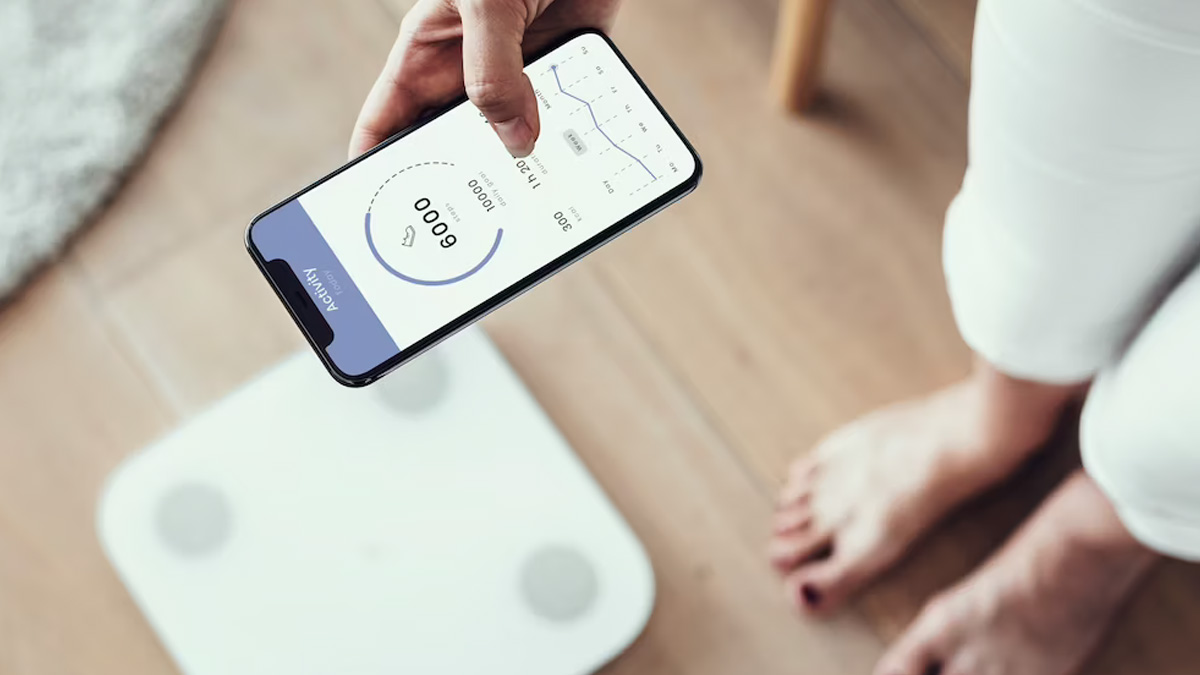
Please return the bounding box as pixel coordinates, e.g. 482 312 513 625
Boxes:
770 0 835 113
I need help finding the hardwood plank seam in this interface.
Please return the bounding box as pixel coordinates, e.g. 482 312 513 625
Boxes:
64 257 189 420
592 265 779 506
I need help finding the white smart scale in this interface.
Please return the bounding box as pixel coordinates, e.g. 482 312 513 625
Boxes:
98 328 654 675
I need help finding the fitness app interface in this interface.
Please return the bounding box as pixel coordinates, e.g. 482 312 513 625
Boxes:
251 33 697 376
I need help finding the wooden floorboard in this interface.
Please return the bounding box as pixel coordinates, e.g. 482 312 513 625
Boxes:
484 265 883 674
85 0 887 667
890 0 977 81
71 0 400 291
595 0 971 508
0 267 177 675
4 0 1200 673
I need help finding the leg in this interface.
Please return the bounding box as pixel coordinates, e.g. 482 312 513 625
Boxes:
772 0 1200 616
869 1 1200 672
769 0 835 113
876 471 1155 675
944 0 1200 382
1082 263 1200 563
876 253 1200 675
770 361 1081 613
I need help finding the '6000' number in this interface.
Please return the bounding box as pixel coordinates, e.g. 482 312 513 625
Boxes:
413 198 456 248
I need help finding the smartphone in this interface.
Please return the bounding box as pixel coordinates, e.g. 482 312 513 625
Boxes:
246 29 702 387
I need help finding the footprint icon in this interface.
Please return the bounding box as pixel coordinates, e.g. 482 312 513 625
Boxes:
402 225 416 247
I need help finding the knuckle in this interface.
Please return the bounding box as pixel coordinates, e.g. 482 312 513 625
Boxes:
398 0 433 35
465 78 516 113
462 0 533 24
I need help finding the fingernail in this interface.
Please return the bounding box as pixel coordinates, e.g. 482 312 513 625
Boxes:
495 118 533 157
801 583 821 607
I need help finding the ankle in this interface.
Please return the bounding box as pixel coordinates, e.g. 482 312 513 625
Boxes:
967 358 1085 451
1002 474 1156 613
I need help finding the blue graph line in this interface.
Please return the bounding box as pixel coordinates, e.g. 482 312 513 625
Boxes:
551 65 657 182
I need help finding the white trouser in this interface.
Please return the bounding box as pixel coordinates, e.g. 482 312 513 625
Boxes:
944 0 1200 559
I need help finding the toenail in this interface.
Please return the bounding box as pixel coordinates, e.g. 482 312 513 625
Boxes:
800 583 822 607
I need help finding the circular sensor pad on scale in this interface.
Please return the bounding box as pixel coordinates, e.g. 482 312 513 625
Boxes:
519 545 600 622
365 161 504 287
155 482 233 558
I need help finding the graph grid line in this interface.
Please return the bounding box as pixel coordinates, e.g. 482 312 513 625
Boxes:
551 65 657 182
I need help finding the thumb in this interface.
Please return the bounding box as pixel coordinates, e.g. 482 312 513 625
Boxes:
459 0 541 156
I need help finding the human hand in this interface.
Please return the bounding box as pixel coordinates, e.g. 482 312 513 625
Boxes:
350 0 623 159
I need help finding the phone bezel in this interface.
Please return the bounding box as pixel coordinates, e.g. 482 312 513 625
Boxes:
245 28 703 387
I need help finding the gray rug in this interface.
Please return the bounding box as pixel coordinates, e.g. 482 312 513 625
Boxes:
0 0 227 300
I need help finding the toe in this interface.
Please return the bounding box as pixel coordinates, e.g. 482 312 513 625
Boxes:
773 500 812 534
777 478 809 507
767 527 831 573
778 456 818 506
788 454 819 482
873 644 942 675
782 539 882 614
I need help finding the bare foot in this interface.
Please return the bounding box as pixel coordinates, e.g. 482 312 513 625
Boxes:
875 471 1155 675
770 362 1083 614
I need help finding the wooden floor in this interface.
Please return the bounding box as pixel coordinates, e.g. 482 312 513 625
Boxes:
5 0 1200 673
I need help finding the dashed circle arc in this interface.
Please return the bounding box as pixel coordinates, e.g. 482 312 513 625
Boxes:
363 161 503 287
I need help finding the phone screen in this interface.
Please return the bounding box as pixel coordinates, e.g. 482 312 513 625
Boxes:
248 31 700 384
